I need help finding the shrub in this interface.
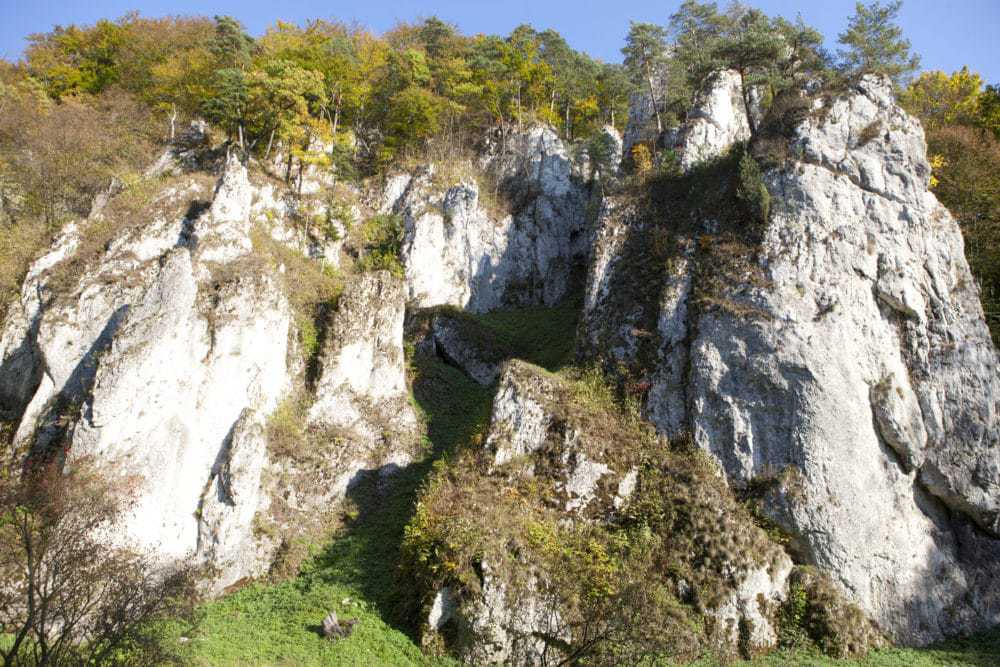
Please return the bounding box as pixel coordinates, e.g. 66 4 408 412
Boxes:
736 149 771 227
0 461 199 666
356 213 405 277
631 144 653 175
776 566 884 658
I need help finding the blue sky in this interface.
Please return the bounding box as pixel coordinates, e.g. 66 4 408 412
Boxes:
2 0 998 82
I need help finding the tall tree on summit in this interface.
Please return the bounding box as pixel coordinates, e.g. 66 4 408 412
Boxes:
838 0 920 88
622 22 668 133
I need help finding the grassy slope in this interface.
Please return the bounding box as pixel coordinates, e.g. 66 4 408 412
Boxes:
178 298 999 667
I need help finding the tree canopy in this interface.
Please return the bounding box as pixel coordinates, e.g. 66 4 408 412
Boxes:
837 1 920 88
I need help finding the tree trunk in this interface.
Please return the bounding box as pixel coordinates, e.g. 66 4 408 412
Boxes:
739 70 757 137
264 128 276 161
565 102 571 140
169 103 177 141
646 67 663 134
333 94 342 136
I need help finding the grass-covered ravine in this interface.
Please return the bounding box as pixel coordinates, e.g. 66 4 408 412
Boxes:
166 297 1000 666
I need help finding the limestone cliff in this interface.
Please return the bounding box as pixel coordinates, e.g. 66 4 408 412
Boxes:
0 146 416 592
390 126 592 313
580 73 1000 645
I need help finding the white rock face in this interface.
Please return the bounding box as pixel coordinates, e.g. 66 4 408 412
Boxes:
198 409 273 591
454 561 563 666
307 271 417 494
0 155 420 592
398 126 589 313
582 74 1000 645
0 159 293 589
197 152 255 263
678 69 751 171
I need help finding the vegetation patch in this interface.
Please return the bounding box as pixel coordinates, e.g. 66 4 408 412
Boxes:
400 359 795 663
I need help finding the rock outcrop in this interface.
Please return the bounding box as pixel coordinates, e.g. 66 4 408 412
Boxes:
0 154 417 593
580 74 1000 645
415 361 797 663
678 69 752 171
304 270 418 496
393 126 590 313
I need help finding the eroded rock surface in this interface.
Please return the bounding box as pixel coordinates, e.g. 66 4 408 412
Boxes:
0 156 417 593
396 126 590 313
580 74 1000 645
678 69 752 171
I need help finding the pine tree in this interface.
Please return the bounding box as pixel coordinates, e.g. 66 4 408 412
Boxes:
622 22 668 133
713 8 784 136
837 1 920 88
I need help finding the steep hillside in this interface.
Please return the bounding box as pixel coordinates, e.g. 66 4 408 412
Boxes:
1 6 999 666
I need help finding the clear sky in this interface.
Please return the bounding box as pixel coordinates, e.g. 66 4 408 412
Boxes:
1 0 998 82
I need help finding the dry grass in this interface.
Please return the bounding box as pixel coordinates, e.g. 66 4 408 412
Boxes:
0 217 51 320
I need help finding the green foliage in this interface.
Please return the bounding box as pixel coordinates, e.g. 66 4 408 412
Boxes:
587 130 620 179
25 19 126 97
622 22 668 132
837 1 920 88
201 67 249 141
736 149 770 226
899 67 986 131
978 85 1000 139
774 567 883 659
661 2 832 138
899 66 1000 344
356 213 405 277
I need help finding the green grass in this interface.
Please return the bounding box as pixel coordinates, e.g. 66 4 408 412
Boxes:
472 295 581 371
174 464 454 667
172 297 1000 666
176 348 495 665
710 628 1000 666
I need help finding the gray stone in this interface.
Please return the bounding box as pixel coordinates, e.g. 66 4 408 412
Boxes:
580 73 1000 645
397 126 590 313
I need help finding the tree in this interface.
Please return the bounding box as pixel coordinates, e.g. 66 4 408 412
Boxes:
209 15 255 71
202 67 250 148
381 85 443 162
596 63 632 129
246 58 325 161
0 462 198 666
25 20 126 98
976 84 1000 139
837 1 920 88
925 125 1000 341
622 22 668 133
899 68 985 131
713 7 784 136
202 16 257 149
668 0 731 112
